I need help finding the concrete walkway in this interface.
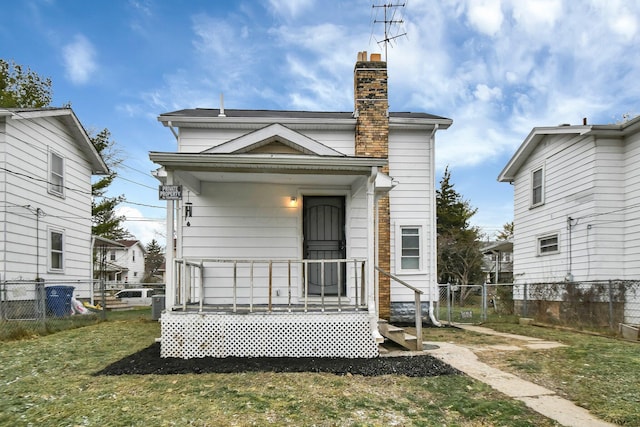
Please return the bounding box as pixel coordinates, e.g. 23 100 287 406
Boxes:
423 324 617 427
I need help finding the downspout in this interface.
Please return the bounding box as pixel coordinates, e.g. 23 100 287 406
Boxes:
90 236 95 303
428 124 442 326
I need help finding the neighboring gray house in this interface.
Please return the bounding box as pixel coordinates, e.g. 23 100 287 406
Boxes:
498 115 640 324
149 52 452 358
482 240 513 284
0 108 108 298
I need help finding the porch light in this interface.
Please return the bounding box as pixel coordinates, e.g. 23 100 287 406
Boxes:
289 196 298 207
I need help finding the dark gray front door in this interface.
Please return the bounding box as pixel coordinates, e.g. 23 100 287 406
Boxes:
303 196 346 296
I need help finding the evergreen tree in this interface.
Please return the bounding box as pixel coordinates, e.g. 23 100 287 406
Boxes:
496 221 514 240
143 239 165 283
436 167 484 291
0 59 52 108
90 128 130 239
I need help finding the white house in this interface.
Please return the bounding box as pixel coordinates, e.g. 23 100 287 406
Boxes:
498 115 640 324
0 108 109 298
150 52 452 358
97 239 147 285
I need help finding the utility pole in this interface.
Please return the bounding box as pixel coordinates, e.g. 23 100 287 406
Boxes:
372 2 407 61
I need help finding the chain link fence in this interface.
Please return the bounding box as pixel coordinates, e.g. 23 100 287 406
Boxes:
438 280 640 337
0 279 102 340
1 280 165 341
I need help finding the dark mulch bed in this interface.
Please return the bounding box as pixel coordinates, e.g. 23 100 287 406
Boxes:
95 343 460 377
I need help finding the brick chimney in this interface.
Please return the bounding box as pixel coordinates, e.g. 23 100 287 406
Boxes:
354 51 391 319
354 51 388 158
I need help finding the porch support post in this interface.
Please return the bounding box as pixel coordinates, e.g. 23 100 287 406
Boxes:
165 170 176 309
367 166 381 339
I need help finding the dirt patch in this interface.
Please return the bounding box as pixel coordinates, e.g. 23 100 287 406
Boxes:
95 343 461 377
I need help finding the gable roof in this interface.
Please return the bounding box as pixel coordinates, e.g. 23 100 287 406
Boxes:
203 123 344 156
117 239 147 254
499 116 640 183
2 107 109 174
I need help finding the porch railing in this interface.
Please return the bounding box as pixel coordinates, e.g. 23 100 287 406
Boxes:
172 258 367 313
375 266 424 341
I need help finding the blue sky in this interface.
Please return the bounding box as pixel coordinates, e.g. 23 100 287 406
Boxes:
1 0 639 248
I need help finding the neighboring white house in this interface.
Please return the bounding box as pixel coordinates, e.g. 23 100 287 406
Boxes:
0 108 109 298
95 239 147 285
498 115 640 324
149 51 452 358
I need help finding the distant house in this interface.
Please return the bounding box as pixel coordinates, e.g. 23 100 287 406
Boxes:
150 51 452 358
498 116 640 324
0 108 108 298
94 239 147 285
481 240 513 284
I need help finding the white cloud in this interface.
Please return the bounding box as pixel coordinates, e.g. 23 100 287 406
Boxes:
267 0 314 19
117 206 165 248
466 0 504 36
62 34 97 85
511 0 562 34
608 8 638 42
474 84 502 102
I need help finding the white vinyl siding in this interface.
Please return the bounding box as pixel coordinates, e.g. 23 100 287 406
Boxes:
511 129 639 283
388 127 436 301
180 182 364 303
0 113 95 289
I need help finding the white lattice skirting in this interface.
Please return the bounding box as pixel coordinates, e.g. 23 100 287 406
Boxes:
160 311 379 359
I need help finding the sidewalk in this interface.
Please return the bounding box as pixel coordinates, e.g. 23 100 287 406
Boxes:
423 324 617 427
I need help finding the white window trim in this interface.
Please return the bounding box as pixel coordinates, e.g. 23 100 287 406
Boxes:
48 227 65 273
395 222 426 274
537 232 559 256
48 150 65 198
530 165 544 208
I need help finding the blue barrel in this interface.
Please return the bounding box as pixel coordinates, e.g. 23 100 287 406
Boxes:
46 286 75 317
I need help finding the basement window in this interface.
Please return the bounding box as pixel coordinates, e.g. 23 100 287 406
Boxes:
538 234 559 255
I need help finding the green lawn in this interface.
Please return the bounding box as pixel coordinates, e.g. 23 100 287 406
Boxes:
0 310 559 426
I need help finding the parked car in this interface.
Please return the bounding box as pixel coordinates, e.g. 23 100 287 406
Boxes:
114 288 158 306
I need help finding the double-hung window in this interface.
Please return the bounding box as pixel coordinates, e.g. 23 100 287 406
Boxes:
49 151 64 196
400 227 421 270
531 167 544 207
49 229 64 271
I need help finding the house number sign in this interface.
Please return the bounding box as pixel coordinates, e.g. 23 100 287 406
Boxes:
159 185 183 200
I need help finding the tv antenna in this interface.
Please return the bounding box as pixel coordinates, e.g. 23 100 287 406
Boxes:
372 2 407 61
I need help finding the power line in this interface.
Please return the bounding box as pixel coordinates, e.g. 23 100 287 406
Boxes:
0 166 94 195
114 174 158 190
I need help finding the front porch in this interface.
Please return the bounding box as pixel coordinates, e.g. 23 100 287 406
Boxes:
160 257 382 358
